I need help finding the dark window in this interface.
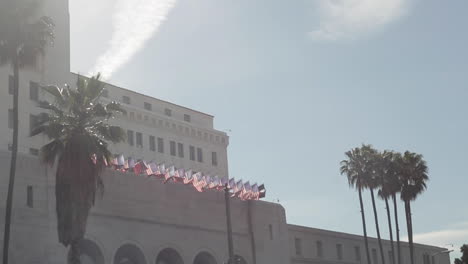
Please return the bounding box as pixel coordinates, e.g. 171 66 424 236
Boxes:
212 152 218 166
184 114 191 122
189 146 195 161
164 108 172 116
149 136 156 151
336 244 343 260
372 249 378 264
8 75 14 95
317 241 323 258
27 185 33 208
102 89 109 98
136 132 143 147
177 143 184 158
122 95 130 104
355 246 361 261
269 224 273 240
144 102 152 111
170 141 176 156
197 147 203 162
127 130 134 146
30 81 39 101
8 109 13 129
295 238 302 256
29 148 39 156
30 114 39 134
157 137 164 153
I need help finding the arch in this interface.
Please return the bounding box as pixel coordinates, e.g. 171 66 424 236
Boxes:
155 248 184 264
114 244 147 264
193 251 217 264
232 255 247 264
67 239 105 264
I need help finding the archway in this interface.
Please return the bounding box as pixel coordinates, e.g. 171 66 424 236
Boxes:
232 255 247 264
114 244 147 264
68 239 104 264
156 248 184 264
193 251 217 264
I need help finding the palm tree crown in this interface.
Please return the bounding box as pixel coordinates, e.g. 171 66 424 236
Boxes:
31 74 125 249
0 0 54 67
399 151 429 202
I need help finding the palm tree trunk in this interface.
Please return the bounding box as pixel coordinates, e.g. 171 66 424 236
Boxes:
370 188 386 264
2 55 20 264
405 201 414 264
392 194 401 264
385 197 395 264
68 239 82 264
358 186 372 264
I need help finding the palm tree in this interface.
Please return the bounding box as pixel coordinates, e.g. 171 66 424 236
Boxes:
454 244 468 264
362 145 386 264
340 146 372 264
31 74 126 264
377 151 401 264
399 151 429 264
0 1 54 263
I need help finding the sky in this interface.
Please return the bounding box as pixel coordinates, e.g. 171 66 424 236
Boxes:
69 0 468 260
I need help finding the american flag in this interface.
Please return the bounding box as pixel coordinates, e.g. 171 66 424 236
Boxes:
184 170 194 184
175 168 185 183
208 176 220 189
102 156 108 167
128 158 135 169
232 180 243 197
164 166 176 183
251 184 259 200
193 174 206 192
240 181 251 201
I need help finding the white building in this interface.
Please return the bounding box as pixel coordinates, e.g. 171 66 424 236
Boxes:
0 1 451 264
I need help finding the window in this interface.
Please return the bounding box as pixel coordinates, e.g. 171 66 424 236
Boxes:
8 109 13 129
184 114 191 122
431 256 435 264
29 148 39 156
170 141 176 156
269 224 273 240
157 138 164 153
317 241 323 258
127 130 134 146
149 136 156 151
30 114 39 134
129 112 135 119
164 108 172 116
197 147 203 162
101 89 109 98
294 238 302 256
136 132 143 148
27 185 33 208
8 75 14 95
144 102 152 111
122 95 131 104
177 143 184 158
423 254 431 264
189 146 195 161
212 152 218 166
372 249 378 264
355 246 361 261
30 81 39 101
336 244 343 260
388 251 394 264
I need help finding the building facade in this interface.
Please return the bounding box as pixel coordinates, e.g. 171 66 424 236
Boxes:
0 1 451 264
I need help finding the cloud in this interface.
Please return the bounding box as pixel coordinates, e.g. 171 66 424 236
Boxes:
89 0 177 79
404 222 468 255
309 0 410 41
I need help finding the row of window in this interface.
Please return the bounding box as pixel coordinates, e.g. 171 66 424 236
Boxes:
8 76 40 101
113 93 192 123
126 130 218 166
294 238 433 264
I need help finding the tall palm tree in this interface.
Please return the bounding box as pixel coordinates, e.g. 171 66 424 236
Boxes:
377 151 401 264
340 146 372 264
399 151 429 264
31 74 126 264
362 145 386 264
0 1 54 263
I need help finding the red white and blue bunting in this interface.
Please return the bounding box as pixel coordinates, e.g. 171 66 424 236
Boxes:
99 154 266 201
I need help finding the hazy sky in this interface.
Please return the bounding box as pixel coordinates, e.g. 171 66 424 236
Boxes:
69 0 468 259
